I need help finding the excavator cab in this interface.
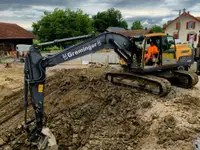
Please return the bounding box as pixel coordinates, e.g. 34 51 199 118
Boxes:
143 34 177 68
119 33 193 73
114 32 198 97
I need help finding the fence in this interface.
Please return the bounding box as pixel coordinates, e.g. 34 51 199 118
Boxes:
0 51 18 64
0 50 121 65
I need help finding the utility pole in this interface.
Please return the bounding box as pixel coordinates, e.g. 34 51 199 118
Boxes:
178 10 181 39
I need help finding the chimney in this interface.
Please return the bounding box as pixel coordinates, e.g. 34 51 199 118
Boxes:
183 8 186 13
188 11 190 14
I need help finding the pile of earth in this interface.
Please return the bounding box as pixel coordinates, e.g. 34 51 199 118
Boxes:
0 67 200 150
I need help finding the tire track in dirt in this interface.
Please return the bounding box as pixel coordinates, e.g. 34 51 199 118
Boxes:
0 89 24 126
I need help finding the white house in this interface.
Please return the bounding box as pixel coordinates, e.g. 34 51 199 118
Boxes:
164 9 200 48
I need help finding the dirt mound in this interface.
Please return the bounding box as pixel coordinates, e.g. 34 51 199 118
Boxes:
156 115 195 145
0 64 24 99
0 67 200 150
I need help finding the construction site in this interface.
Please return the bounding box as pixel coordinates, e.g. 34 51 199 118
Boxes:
0 17 200 149
0 61 200 150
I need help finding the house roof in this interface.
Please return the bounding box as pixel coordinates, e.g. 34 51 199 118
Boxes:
0 22 35 39
145 33 166 38
116 29 152 37
106 27 126 32
164 12 200 30
196 17 200 21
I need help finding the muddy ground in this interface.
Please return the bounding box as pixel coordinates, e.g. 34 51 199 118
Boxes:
0 64 200 150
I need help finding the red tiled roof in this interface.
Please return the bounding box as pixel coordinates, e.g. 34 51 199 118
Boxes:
0 22 35 39
196 17 200 21
164 12 200 30
116 29 152 37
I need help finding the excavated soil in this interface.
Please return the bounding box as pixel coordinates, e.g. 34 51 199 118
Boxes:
0 64 200 150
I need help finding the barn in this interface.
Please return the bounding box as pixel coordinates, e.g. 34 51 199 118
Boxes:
0 22 35 56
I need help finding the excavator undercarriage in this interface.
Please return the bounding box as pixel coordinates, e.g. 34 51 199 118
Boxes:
105 69 198 97
106 72 171 96
157 70 199 88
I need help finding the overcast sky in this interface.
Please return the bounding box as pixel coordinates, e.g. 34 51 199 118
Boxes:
1 0 200 30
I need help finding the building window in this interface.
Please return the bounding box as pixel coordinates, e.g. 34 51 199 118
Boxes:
187 32 197 42
176 22 180 29
186 21 196 29
173 32 178 39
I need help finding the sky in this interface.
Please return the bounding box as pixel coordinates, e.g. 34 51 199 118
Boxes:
1 0 200 30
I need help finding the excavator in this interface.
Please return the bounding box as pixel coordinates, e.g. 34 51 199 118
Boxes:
23 31 199 149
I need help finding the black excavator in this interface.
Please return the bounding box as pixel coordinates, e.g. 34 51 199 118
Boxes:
23 31 199 149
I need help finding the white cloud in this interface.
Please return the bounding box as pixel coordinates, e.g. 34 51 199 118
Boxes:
0 10 14 17
77 2 111 15
142 20 150 26
31 5 63 12
120 8 176 18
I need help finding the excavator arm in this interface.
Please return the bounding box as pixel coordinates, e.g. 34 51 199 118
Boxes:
24 32 133 148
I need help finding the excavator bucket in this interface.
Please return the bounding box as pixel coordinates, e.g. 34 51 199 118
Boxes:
37 128 58 150
194 138 200 150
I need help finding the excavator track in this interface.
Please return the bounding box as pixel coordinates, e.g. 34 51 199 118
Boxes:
171 70 199 88
105 72 171 97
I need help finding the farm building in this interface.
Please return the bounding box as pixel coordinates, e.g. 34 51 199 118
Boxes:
0 22 35 56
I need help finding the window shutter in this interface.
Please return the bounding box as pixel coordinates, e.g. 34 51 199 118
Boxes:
173 33 178 39
173 32 178 39
187 34 190 41
176 23 179 29
194 34 197 41
176 34 178 39
186 22 188 29
193 22 196 29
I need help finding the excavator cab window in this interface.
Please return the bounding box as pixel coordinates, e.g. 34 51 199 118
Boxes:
144 36 161 67
161 36 176 65
128 36 144 68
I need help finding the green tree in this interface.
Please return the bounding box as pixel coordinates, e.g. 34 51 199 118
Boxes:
150 25 164 33
93 8 128 32
32 8 94 42
119 20 128 29
93 19 107 33
131 20 143 30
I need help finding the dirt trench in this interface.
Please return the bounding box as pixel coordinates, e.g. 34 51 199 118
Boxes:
0 66 200 150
